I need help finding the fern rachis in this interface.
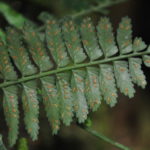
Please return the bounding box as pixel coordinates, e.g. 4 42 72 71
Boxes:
0 16 150 147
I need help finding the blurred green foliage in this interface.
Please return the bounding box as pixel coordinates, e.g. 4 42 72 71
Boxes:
17 138 29 150
0 2 28 28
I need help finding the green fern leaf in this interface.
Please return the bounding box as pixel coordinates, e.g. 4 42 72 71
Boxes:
0 40 17 80
23 24 53 72
71 70 88 123
41 76 60 134
114 61 135 98
97 17 118 57
143 55 150 67
6 27 37 76
57 73 74 126
62 20 87 63
117 17 132 54
80 18 103 60
142 46 150 67
22 81 39 141
99 64 118 107
45 19 70 67
2 86 19 147
129 58 146 88
85 67 101 111
133 37 147 52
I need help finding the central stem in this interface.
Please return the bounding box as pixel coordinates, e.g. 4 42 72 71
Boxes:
0 50 150 88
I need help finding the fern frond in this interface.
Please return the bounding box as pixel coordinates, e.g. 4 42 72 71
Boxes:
22 81 39 141
45 19 70 67
117 17 132 54
6 27 37 76
23 24 53 72
0 16 150 146
41 76 60 134
99 64 117 107
114 61 135 98
133 37 147 52
57 73 74 126
85 67 101 111
62 20 87 63
71 70 88 123
80 18 103 60
0 40 17 80
2 86 19 147
97 17 118 57
129 58 146 88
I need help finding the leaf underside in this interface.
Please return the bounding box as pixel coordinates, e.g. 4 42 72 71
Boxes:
0 16 149 147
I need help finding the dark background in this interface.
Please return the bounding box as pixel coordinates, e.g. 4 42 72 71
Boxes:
0 0 150 150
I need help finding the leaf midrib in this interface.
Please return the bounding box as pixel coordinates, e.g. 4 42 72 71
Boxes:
0 50 149 88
